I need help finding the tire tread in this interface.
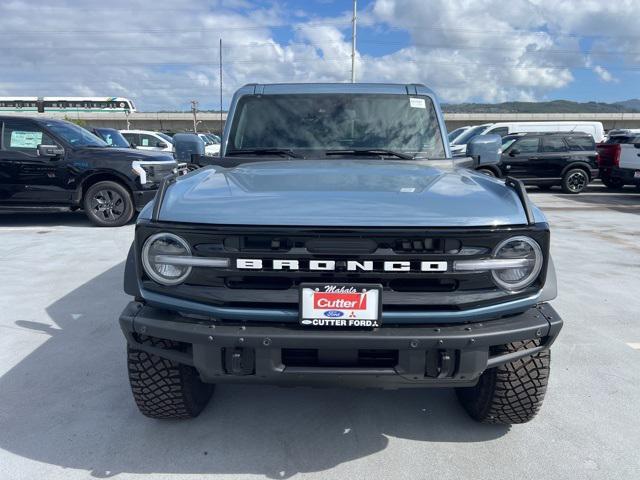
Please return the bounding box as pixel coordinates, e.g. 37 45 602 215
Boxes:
127 336 213 419
456 340 550 424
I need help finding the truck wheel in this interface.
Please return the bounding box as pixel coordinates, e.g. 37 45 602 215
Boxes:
561 168 588 194
127 336 214 419
83 181 134 227
456 340 550 424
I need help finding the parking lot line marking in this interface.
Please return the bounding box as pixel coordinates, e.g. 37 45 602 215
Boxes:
627 343 640 350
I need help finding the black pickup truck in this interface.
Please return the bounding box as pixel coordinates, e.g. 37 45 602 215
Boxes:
0 116 179 226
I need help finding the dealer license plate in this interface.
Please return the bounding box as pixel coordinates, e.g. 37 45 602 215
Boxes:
299 284 382 328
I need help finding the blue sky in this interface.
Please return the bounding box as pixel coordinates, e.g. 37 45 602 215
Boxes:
0 0 638 110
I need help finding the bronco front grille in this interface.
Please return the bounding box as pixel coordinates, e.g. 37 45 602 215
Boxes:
137 223 549 314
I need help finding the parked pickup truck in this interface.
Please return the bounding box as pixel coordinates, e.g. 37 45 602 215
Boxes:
597 132 640 188
120 83 562 424
0 116 180 226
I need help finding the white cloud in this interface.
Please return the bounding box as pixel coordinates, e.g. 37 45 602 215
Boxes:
0 0 635 109
593 65 617 83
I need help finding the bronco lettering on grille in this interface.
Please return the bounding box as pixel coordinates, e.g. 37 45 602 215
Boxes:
236 259 448 272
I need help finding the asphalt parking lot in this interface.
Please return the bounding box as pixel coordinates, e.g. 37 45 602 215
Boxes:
0 184 639 480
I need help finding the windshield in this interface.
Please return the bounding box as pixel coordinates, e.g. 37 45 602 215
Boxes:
501 136 519 150
451 125 488 145
157 132 173 144
45 122 107 147
227 93 445 158
605 135 640 144
95 128 130 148
448 127 467 142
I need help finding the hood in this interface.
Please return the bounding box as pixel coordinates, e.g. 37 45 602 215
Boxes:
75 147 175 163
154 159 533 227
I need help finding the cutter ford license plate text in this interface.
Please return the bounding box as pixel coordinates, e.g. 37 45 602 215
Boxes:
299 284 382 328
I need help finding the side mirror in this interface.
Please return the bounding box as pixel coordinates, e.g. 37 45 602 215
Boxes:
509 149 520 157
467 134 501 167
129 142 137 149
37 144 65 158
156 141 166 148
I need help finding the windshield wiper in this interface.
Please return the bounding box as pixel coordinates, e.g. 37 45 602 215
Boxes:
226 148 302 158
324 148 414 160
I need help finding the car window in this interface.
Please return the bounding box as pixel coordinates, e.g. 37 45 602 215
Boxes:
488 127 509 137
157 132 173 144
451 125 488 145
605 135 640 144
565 136 595 151
512 137 539 154
139 133 163 148
121 133 138 145
541 137 568 152
1 120 56 155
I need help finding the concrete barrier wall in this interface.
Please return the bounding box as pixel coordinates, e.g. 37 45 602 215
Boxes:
7 111 640 132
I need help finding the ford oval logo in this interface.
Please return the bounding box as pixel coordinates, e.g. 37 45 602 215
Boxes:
324 310 344 318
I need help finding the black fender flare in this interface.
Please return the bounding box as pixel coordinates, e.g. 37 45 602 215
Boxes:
560 162 594 180
74 170 138 203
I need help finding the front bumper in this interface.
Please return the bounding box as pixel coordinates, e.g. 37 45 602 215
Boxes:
133 189 158 211
120 301 562 388
600 166 640 185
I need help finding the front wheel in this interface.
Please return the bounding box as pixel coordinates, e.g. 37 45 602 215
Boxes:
456 340 550 424
561 168 589 194
83 181 134 227
127 336 214 419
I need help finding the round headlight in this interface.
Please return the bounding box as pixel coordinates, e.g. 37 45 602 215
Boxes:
141 233 192 285
492 236 543 291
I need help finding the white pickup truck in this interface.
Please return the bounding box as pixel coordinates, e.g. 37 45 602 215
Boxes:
597 133 640 188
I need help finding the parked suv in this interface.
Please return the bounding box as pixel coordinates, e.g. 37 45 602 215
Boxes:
477 132 598 193
121 130 173 152
597 132 640 189
0 116 179 226
120 83 562 424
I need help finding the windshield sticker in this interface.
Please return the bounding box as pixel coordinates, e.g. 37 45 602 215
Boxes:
10 131 43 148
409 97 426 109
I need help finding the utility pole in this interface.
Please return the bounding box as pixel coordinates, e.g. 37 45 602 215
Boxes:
351 0 357 83
190 99 199 133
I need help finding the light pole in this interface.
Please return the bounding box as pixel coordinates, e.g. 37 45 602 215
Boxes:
190 100 199 133
351 0 357 83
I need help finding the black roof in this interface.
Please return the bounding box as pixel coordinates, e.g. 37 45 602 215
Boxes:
0 115 70 125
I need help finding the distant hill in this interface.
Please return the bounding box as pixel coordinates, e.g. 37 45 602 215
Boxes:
442 99 640 113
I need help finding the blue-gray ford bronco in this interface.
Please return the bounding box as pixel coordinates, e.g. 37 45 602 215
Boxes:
120 83 562 424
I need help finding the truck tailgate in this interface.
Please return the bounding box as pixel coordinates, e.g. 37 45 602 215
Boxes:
619 144 640 170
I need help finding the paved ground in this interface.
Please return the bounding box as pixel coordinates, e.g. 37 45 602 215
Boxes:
0 184 639 480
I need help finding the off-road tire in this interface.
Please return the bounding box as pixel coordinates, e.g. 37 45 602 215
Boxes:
561 168 589 194
127 336 214 419
83 180 134 227
456 340 550 424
